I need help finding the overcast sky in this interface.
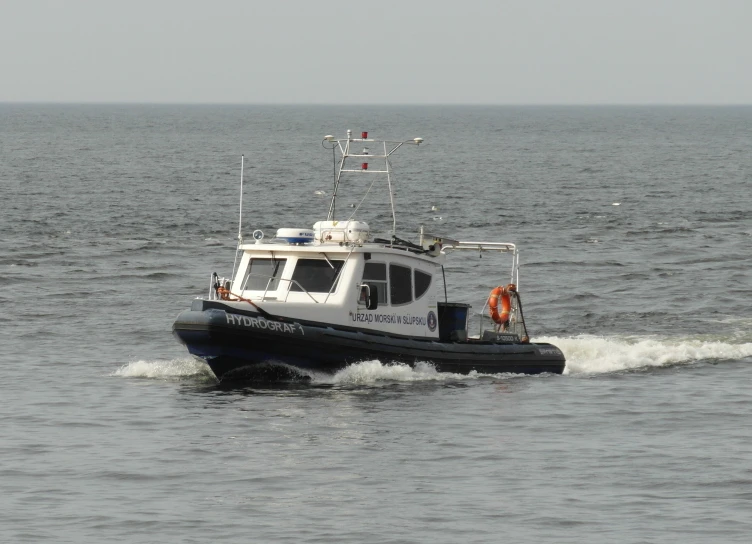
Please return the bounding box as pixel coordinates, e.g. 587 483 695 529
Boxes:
2 0 750 104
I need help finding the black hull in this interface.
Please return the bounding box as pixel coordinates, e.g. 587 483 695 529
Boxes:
172 300 566 381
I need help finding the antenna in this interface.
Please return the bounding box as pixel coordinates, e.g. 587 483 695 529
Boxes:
231 155 244 282
238 154 244 243
323 131 422 231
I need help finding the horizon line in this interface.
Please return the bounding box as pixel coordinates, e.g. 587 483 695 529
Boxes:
2 101 751 107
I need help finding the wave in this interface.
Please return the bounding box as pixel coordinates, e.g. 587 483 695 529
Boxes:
324 360 513 385
112 358 215 380
112 357 532 385
325 335 752 380
113 335 752 385
539 335 752 375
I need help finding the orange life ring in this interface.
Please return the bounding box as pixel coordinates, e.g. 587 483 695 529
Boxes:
488 284 516 326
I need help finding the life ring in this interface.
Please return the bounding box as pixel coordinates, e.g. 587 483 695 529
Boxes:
488 284 516 326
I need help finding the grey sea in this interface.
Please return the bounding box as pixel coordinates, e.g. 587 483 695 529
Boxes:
1 104 751 543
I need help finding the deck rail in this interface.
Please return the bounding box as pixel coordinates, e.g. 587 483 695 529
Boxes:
209 272 320 303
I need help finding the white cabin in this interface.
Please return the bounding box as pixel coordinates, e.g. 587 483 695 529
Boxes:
228 231 445 338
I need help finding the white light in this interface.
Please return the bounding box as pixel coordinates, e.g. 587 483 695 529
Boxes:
413 137 423 144
324 135 335 142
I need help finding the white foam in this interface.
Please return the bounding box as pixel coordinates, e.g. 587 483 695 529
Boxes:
112 358 215 380
319 360 516 385
538 335 752 375
330 360 438 384
113 336 752 384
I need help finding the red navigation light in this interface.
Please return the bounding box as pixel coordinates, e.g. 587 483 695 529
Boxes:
361 163 368 170
362 131 368 139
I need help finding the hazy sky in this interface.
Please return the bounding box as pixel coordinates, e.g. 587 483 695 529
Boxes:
2 0 750 104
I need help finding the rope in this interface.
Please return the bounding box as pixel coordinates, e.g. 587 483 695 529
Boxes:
216 286 271 318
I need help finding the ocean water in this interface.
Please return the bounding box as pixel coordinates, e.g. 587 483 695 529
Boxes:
1 104 751 543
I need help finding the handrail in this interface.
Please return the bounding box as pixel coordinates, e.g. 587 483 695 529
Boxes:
442 241 516 253
221 272 320 303
323 246 356 303
419 227 516 253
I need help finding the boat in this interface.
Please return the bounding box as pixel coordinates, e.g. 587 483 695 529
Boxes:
172 130 565 380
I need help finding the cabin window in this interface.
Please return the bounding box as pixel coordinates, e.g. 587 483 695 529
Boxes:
242 258 287 291
389 264 412 305
362 262 388 304
414 270 432 300
290 258 344 293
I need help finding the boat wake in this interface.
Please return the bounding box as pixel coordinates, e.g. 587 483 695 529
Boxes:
111 358 525 384
541 335 752 375
322 334 752 381
113 334 752 384
112 358 216 381
324 360 509 384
